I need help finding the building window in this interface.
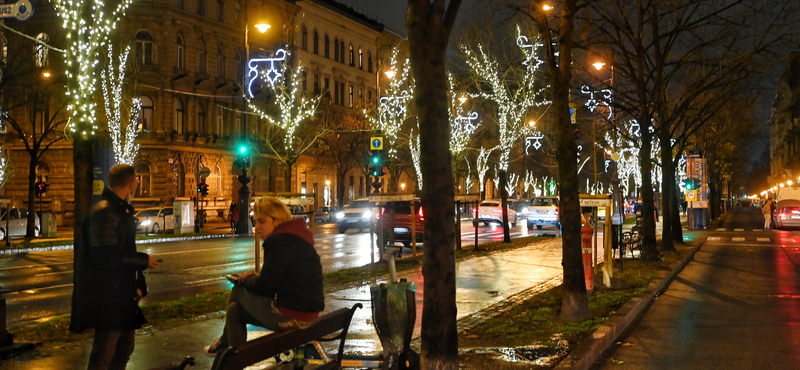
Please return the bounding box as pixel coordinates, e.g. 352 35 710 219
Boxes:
138 96 154 131
176 35 185 69
340 42 345 64
324 78 330 97
197 102 206 134
313 74 319 95
135 163 151 198
334 38 339 62
349 85 353 108
197 0 205 16
313 30 319 54
135 31 154 65
359 88 363 106
175 98 184 134
349 44 354 66
340 83 345 106
302 71 307 95
358 47 363 69
334 81 339 105
301 25 307 51
236 51 243 83
177 0 184 9
216 0 224 22
216 106 224 136
368 51 373 72
34 33 49 67
234 2 240 23
324 35 330 58
197 40 206 73
217 45 225 77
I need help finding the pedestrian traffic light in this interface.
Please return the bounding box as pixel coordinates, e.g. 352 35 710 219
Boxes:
370 165 379 177
235 143 251 168
684 178 700 190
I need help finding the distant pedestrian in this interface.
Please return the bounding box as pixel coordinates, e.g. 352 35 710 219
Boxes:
229 201 239 232
70 164 161 370
762 200 774 229
203 197 323 357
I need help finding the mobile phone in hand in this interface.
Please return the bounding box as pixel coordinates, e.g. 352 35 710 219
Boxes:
225 274 239 283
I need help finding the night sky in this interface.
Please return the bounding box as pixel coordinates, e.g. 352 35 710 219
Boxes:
335 0 489 35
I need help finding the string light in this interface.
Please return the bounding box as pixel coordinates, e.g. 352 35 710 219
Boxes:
476 146 493 192
363 47 414 161
580 84 613 120
100 44 139 165
54 0 136 137
409 126 422 190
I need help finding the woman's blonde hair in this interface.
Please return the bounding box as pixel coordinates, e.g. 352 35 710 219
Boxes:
252 197 293 223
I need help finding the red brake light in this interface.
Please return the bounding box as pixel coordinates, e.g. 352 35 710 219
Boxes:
555 209 559 215
418 207 424 220
780 213 787 220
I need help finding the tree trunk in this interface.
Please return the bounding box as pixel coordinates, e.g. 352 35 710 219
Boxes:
73 135 94 255
26 154 39 238
408 1 462 368
336 169 347 207
659 130 676 252
671 179 683 242
500 169 511 243
638 118 659 262
284 162 292 192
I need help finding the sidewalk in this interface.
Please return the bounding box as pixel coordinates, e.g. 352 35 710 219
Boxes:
2 237 569 369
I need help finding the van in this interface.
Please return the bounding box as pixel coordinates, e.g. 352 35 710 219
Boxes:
777 188 800 203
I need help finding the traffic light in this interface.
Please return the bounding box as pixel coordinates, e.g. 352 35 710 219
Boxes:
236 143 251 168
196 182 209 196
369 150 380 166
34 181 46 196
684 178 701 190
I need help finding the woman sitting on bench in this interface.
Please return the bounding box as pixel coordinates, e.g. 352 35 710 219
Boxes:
204 197 324 357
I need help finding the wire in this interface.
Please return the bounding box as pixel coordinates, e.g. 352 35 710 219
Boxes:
0 23 66 54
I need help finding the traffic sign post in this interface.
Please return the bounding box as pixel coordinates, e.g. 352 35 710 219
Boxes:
0 0 34 22
370 136 384 151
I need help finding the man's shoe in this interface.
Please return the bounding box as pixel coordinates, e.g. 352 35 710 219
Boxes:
203 338 228 357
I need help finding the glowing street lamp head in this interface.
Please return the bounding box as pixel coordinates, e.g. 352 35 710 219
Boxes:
789 180 794 186
528 120 536 127
593 62 606 71
254 23 271 33
543 4 553 11
384 69 396 79
42 71 51 78
459 96 468 105
781 183 785 188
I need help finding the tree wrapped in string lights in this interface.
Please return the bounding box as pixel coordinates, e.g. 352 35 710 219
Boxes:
101 45 140 165
409 126 422 190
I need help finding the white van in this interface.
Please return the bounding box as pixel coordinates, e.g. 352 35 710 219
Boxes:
776 188 800 203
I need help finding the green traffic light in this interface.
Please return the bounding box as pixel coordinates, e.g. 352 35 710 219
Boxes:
239 146 247 154
372 157 378 164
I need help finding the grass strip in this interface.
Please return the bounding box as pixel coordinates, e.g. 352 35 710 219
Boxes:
12 235 549 344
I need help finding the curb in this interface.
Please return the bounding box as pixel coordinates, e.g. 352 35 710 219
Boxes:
0 233 241 255
553 241 704 370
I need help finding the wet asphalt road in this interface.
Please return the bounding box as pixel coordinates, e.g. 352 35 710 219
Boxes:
0 220 561 327
592 206 800 369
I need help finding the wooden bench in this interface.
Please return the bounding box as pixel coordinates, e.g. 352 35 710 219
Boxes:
620 224 642 259
210 303 363 370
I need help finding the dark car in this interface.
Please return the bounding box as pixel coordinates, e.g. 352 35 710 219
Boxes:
314 206 338 223
512 199 530 219
379 200 424 247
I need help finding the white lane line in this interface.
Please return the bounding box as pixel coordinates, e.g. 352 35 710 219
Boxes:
146 246 239 257
757 238 770 242
182 260 248 272
754 229 763 232
734 228 744 232
716 228 726 231
732 237 745 242
0 261 73 272
184 276 227 285
708 237 721 241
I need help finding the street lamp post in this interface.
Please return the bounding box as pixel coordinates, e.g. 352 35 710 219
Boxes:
236 10 270 235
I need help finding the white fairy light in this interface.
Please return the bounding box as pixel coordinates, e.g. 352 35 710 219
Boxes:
409 127 422 190
505 172 519 197
54 0 136 137
101 44 139 165
580 84 613 120
364 47 414 161
525 132 545 153
476 146 494 192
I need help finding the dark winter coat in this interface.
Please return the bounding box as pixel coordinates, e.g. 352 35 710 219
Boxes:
70 188 150 332
242 217 324 315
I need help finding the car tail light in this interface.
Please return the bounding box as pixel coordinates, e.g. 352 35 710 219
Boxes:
792 209 800 214
418 207 424 220
555 208 559 215
780 213 786 220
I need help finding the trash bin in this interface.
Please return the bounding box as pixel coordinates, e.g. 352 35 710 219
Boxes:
41 212 57 237
370 280 418 368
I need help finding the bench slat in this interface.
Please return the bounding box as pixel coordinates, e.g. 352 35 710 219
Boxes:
211 304 362 370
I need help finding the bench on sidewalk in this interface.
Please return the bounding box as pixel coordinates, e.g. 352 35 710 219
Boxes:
620 224 642 259
211 303 362 370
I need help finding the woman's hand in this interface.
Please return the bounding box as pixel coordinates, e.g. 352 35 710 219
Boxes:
236 271 257 284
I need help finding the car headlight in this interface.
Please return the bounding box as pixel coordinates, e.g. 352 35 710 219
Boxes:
362 211 372 218
336 212 345 219
522 207 529 214
140 220 151 227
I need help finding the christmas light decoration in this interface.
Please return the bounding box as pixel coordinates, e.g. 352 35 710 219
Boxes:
525 132 545 153
249 56 321 154
409 127 422 190
462 26 549 171
247 49 287 98
476 146 493 192
54 0 136 136
101 44 139 165
580 84 613 120
505 172 519 197
363 47 414 161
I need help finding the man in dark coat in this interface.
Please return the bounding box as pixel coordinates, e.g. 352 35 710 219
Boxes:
70 164 160 370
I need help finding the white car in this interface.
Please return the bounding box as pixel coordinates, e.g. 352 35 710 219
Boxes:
135 207 174 234
527 197 560 230
473 200 517 227
336 198 375 233
0 207 40 239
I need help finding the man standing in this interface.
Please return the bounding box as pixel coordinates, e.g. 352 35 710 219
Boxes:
762 199 774 229
70 164 160 369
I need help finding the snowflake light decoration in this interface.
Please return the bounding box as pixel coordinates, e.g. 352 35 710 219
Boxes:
247 49 287 98
525 132 545 154
580 85 613 120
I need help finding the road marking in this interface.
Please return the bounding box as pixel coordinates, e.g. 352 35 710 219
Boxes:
732 237 745 242
708 237 721 241
716 228 726 231
734 228 744 232
757 238 770 242
184 276 227 285
34 271 72 277
754 229 763 232
0 261 72 272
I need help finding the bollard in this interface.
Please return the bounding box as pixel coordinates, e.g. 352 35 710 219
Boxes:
581 224 594 292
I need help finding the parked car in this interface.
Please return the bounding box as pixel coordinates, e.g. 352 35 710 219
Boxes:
473 200 517 227
135 206 174 234
775 199 800 230
336 199 375 233
527 197 560 230
379 200 424 247
314 206 338 223
0 207 40 239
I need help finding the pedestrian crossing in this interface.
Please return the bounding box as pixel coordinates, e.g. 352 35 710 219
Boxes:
706 236 791 243
714 228 765 232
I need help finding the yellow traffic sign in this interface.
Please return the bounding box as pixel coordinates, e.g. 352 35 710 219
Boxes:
686 190 697 202
370 137 384 150
93 180 104 195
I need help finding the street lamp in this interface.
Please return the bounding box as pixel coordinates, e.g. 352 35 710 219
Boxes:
237 18 271 235
542 4 553 11
42 71 51 78
384 69 396 79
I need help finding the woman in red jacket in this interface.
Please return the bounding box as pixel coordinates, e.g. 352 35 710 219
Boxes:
204 197 323 356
